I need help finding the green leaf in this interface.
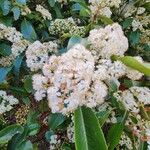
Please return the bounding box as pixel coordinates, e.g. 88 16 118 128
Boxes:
72 3 81 11
0 16 13 26
13 55 24 78
67 36 88 50
18 140 33 150
0 67 12 83
122 17 133 29
28 123 40 136
21 19 37 42
0 0 11 15
143 2 150 11
107 123 124 150
0 43 11 56
22 97 31 105
23 75 33 93
99 15 113 25
27 111 40 136
79 6 90 17
53 4 63 18
48 0 56 7
12 6 20 20
74 106 108 150
7 126 29 150
113 56 150 77
67 36 82 50
0 124 24 144
129 31 140 45
61 143 73 150
97 110 111 127
16 0 26 5
48 113 65 130
27 111 39 125
138 141 148 150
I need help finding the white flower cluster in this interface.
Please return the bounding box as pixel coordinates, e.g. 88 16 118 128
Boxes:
119 132 133 150
26 41 58 71
0 23 30 66
49 18 86 37
32 44 108 114
0 90 19 114
0 24 22 43
49 134 61 150
89 0 121 19
132 14 150 32
95 57 143 81
88 23 128 59
114 86 150 113
36 5 52 20
21 6 31 16
32 74 48 101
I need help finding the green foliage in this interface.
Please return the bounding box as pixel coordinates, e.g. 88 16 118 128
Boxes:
97 110 111 127
0 0 11 16
0 43 11 56
0 0 149 149
48 113 66 130
0 124 24 144
0 67 12 83
74 106 108 150
12 6 21 20
107 123 124 150
21 20 37 42
129 31 141 46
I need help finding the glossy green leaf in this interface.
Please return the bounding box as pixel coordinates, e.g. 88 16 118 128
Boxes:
23 75 33 93
13 55 23 78
12 6 20 20
138 141 148 150
122 17 133 29
28 123 40 136
113 56 150 77
18 140 33 150
7 126 29 150
0 0 11 15
72 3 81 11
99 15 113 25
48 0 56 7
21 19 37 42
74 106 108 150
53 4 63 18
97 110 111 127
79 6 90 17
0 67 12 83
129 31 140 45
16 0 26 5
0 43 11 56
107 123 124 150
67 36 82 50
0 124 24 144
27 111 40 136
48 113 65 130
67 36 88 50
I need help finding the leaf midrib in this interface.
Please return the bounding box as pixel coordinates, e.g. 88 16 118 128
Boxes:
79 107 89 150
